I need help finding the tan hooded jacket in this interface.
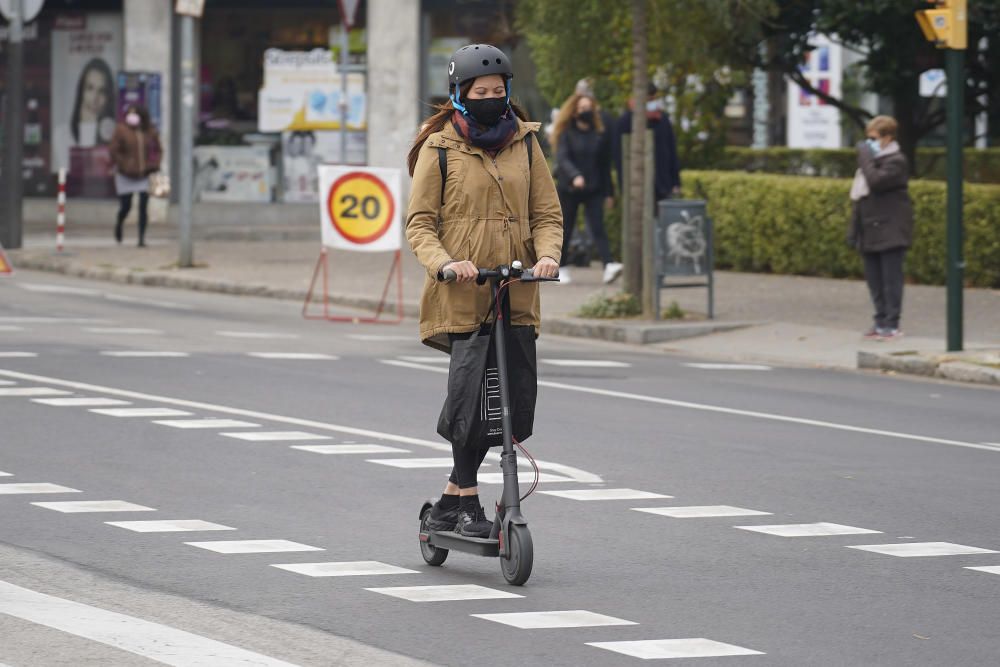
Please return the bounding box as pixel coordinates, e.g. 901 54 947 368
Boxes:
406 118 563 352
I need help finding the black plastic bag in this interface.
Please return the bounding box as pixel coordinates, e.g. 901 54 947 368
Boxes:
437 324 537 450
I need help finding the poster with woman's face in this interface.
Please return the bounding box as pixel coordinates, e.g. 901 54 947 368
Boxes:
50 13 123 196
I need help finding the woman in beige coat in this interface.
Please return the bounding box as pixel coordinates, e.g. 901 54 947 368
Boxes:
406 44 562 538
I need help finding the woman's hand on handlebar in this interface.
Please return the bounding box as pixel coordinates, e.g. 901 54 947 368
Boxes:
532 256 560 279
442 260 478 283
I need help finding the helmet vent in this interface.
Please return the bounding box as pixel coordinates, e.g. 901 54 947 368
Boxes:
482 59 489 66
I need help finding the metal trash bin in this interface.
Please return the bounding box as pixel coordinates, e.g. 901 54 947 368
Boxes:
655 199 714 319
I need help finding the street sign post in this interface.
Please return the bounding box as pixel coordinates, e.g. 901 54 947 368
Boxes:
1 0 24 249
0 0 42 23
916 0 966 351
335 0 360 167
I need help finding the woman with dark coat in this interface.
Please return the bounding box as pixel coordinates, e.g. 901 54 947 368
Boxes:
551 92 621 285
109 105 162 247
848 115 913 340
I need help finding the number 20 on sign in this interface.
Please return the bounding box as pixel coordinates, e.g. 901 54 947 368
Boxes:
318 167 401 253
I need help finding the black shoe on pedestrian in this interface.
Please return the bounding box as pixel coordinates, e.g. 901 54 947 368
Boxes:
425 501 459 532
455 498 493 538
114 223 123 244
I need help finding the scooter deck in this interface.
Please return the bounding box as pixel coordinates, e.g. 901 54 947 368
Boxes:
421 529 500 557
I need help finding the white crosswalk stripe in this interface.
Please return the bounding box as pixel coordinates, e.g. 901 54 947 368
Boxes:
185 540 323 554
0 352 38 358
684 363 773 371
221 431 331 442
247 352 337 360
847 542 998 557
633 505 772 519
271 561 419 577
365 585 522 602
0 471 11 477
32 501 156 513
106 520 236 533
587 638 765 659
153 419 260 429
0 483 81 495
0 387 71 396
367 458 456 469
91 407 192 418
84 327 163 335
472 610 637 629
216 331 300 339
33 397 132 407
541 359 631 368
966 565 1000 576
477 472 573 484
736 522 882 537
540 488 672 501
291 444 411 455
101 351 190 358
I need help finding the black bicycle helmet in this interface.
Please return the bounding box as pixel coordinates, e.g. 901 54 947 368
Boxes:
447 44 513 114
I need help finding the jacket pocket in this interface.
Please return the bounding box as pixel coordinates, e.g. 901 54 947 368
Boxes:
439 219 471 262
862 217 892 249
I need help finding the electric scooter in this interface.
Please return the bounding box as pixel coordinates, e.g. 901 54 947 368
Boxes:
418 261 558 586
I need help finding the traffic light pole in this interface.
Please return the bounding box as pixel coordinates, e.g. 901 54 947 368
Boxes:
178 13 195 268
945 47 964 351
2 0 24 250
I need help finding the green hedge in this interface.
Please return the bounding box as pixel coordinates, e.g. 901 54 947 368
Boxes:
680 170 1000 288
685 147 1000 183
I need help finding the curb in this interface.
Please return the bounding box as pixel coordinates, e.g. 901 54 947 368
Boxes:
857 350 1000 386
546 317 755 345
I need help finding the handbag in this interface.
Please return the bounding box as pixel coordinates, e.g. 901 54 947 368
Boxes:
437 322 537 450
149 172 171 198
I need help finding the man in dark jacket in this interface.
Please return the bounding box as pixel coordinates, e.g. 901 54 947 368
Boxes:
612 83 681 202
848 115 913 341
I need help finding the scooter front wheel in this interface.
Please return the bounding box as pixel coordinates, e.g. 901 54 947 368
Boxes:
500 524 533 585
419 509 448 566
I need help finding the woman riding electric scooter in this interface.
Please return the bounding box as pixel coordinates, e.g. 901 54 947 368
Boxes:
405 44 562 540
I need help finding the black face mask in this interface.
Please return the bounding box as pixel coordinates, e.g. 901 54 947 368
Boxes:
465 97 508 127
576 110 595 125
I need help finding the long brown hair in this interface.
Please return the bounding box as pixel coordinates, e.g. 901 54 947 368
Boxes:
407 81 530 175
550 92 603 153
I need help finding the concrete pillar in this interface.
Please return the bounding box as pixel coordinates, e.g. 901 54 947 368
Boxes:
123 0 172 172
366 0 420 175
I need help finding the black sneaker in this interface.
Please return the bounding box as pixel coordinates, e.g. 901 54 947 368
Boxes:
425 502 458 532
455 503 493 538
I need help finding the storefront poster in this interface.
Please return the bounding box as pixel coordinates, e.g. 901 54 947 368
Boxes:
282 130 366 203
193 145 272 203
786 34 842 149
258 48 366 132
50 13 124 197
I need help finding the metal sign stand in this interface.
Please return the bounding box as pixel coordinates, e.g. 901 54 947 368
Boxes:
302 249 404 324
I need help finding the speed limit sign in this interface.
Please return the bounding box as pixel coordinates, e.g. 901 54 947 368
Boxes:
318 166 401 252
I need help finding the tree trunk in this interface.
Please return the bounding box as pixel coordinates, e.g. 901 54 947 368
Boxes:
625 0 647 296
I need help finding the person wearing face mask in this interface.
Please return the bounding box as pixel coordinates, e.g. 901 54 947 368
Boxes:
406 44 562 538
109 105 162 247
551 91 621 285
612 82 682 203
847 115 913 341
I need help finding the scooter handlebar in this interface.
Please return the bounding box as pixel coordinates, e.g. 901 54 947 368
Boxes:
437 266 560 283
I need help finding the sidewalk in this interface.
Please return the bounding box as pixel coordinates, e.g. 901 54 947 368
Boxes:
9 222 1000 381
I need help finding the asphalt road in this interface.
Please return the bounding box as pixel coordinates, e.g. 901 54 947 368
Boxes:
1 269 998 667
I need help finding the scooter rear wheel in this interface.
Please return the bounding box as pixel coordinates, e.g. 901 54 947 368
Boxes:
419 509 448 566
500 524 533 585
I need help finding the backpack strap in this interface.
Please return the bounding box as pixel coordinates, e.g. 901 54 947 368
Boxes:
526 132 533 168
437 147 447 206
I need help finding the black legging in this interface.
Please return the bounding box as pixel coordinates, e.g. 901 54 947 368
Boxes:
448 444 490 489
558 189 613 266
116 192 150 242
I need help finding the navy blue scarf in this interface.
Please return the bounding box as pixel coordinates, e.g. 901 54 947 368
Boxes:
451 110 518 156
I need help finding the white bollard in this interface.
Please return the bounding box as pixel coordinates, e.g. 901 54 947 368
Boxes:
56 168 66 253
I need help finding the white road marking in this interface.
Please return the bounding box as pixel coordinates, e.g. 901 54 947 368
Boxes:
18 282 101 296
472 610 637 629
101 351 190 358
966 566 1000 576
0 483 81 495
0 379 14 385
587 638 765 659
633 505 773 519
540 359 631 368
0 317 110 324
0 471 11 477
84 327 163 335
91 407 192 418
271 561 419 577
0 352 38 358
220 431 331 442
365 585 522 602
216 331 300 339
185 540 323 554
367 458 456 469
0 580 299 667
32 500 156 513
983 442 1000 447
247 353 338 360
291 444 411 455
0 387 70 396
348 334 412 342
477 472 574 484
736 522 882 537
397 356 450 364
539 488 672 501
847 542 998 557
0 325 25 331
684 362 773 371
103 293 193 310
33 397 132 407
153 419 260 429
0 370 603 484
383 359 1000 455
106 520 236 533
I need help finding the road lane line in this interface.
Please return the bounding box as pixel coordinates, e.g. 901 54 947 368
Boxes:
101 351 190 358
216 331 300 339
540 360 631 368
33 397 132 407
0 369 603 484
0 580 300 666
247 353 337 360
0 484 81 495
0 352 38 358
84 327 164 335
472 610 637 629
153 419 260 429
90 407 192 418
684 363 772 370
220 431 331 442
106 520 236 533
381 359 1000 454
587 638 764 660
271 561 419 577
847 542 998 557
0 387 70 396
633 506 772 519
539 489 671 501
185 540 323 554
365 585 522 602
736 522 881 537
32 501 156 513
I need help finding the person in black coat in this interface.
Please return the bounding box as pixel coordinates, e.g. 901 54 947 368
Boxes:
847 115 914 340
613 83 682 202
552 91 621 284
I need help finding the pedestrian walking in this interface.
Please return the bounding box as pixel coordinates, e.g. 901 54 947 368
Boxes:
847 115 913 341
406 43 562 538
551 91 621 285
109 105 162 247
613 83 682 202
